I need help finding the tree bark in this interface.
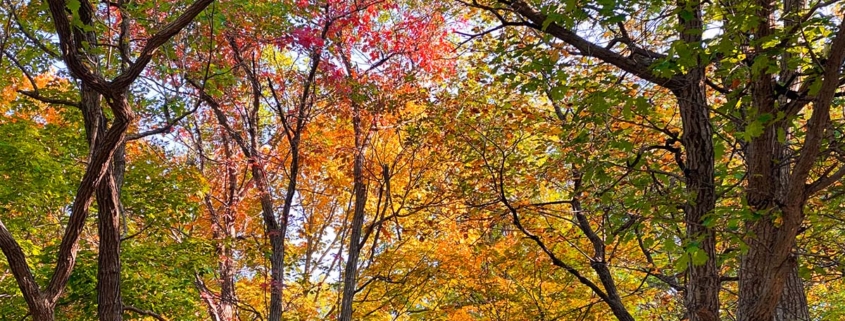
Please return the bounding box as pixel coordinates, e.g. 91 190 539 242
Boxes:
339 107 369 321
216 137 239 320
774 259 810 321
772 1 811 318
80 79 126 321
96 165 124 321
672 1 721 319
30 303 56 321
673 77 719 321
738 11 845 321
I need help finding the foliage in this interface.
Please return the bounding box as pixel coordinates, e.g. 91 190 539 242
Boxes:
1 0 845 320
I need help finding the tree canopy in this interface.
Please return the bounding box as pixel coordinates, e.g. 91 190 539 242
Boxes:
1 0 845 320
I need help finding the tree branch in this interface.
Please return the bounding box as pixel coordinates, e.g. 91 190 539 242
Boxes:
501 0 683 89
123 305 168 321
110 0 215 89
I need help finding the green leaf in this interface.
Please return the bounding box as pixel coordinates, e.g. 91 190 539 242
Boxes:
66 0 81 13
809 77 824 95
714 141 726 159
692 248 710 266
674 254 690 272
743 120 764 141
542 12 564 31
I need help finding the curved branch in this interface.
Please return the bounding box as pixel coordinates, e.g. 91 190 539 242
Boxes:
123 305 168 321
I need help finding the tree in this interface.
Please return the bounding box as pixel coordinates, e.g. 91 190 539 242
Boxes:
2 0 845 319
0 0 212 319
460 0 845 320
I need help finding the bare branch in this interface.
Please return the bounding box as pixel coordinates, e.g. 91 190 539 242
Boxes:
123 305 168 321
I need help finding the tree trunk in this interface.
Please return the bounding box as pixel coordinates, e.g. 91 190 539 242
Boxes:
217 244 237 320
772 1 811 319
218 138 238 320
775 259 810 321
196 78 289 321
80 82 125 321
737 0 815 317
253 165 285 321
95 109 127 321
31 303 56 321
96 164 124 321
339 108 369 321
674 76 720 321
671 2 721 320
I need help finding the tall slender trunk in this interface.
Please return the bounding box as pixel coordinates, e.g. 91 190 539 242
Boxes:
253 165 284 321
197 196 238 321
80 81 125 321
73 3 123 313
196 78 291 321
77 74 125 321
217 246 237 320
339 108 368 321
218 138 239 320
95 112 127 321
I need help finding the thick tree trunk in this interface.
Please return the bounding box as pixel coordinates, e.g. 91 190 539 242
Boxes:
97 166 123 321
738 65 790 321
670 2 721 320
339 109 368 321
31 304 56 321
775 260 810 321
674 76 719 321
737 0 816 318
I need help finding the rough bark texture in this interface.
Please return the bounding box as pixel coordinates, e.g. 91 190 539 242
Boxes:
96 167 124 321
674 77 719 321
339 108 369 321
736 0 845 318
775 260 810 321
738 2 787 319
674 2 720 320
0 221 54 320
772 0 811 318
737 3 845 318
